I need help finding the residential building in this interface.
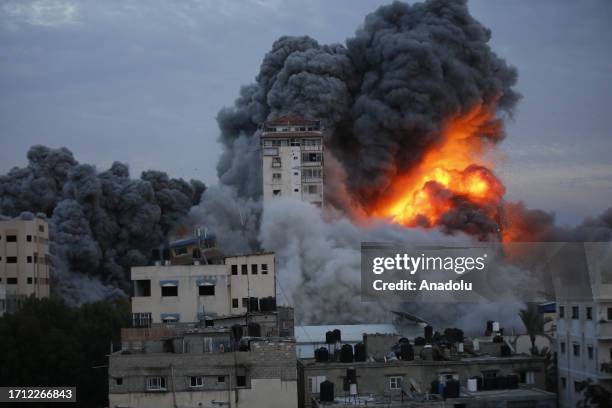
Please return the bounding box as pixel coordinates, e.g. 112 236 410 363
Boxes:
0 284 6 317
131 252 276 325
261 116 324 207
109 329 298 408
554 242 612 407
0 214 50 312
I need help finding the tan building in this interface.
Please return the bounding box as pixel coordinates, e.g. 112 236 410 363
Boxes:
261 116 324 207
109 330 298 408
131 252 276 325
0 214 50 312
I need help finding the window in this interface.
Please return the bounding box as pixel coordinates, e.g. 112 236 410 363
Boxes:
307 185 319 194
132 313 152 328
26 256 32 263
189 376 203 388
560 342 565 353
231 265 238 275
588 346 593 360
6 235 17 242
7 257 17 264
241 264 247 275
572 306 579 319
610 348 612 360
251 264 258 275
39 225 45 232
308 376 326 393
302 168 322 179
27 277 32 284
261 264 268 274
236 375 246 387
7 278 17 284
294 188 299 192
272 173 282 180
608 307 612 321
232 298 239 308
389 376 402 390
272 157 281 168
146 376 166 391
199 285 215 296
573 344 580 357
273 189 281 196
26 235 32 242
115 377 123 385
134 280 151 297
524 371 535 385
217 376 225 383
561 377 566 389
161 286 178 297
559 306 565 318
242 298 248 308
586 307 592 320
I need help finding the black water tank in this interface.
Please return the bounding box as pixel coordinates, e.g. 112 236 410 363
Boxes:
346 367 357 384
497 375 509 389
192 248 201 259
431 380 440 394
320 380 334 402
325 331 335 344
162 248 171 261
354 343 366 362
424 325 433 342
414 337 426 346
340 344 354 363
507 375 519 389
248 297 259 312
152 248 160 261
247 322 261 337
444 379 460 399
483 377 498 390
500 344 512 356
333 329 342 342
231 324 243 340
486 320 494 334
315 347 329 362
400 343 414 361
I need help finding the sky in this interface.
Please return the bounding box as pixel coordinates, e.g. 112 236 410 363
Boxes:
0 0 611 225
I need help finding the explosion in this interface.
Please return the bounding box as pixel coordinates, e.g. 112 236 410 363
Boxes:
371 104 506 238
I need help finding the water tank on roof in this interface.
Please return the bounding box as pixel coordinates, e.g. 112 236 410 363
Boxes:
400 343 414 361
492 321 500 332
340 344 354 363
443 379 460 399
414 337 426 346
162 248 171 261
325 331 335 344
315 347 329 362
354 343 366 362
231 324 243 340
247 322 261 337
248 297 259 312
431 380 440 394
320 380 334 402
424 325 433 342
333 329 341 342
467 378 478 392
501 344 512 356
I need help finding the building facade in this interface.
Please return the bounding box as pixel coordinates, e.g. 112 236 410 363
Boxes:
109 332 298 408
0 214 50 312
131 252 276 325
554 243 612 407
261 116 324 207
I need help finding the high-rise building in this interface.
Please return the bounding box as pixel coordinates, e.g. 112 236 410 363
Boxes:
261 116 324 207
0 214 50 312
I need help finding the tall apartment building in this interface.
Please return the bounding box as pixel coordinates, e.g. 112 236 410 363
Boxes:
554 243 612 407
0 214 50 312
261 116 324 207
131 252 276 326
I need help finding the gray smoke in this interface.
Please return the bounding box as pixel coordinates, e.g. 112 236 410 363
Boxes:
0 145 205 304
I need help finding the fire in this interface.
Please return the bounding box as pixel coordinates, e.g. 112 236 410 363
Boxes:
371 104 506 233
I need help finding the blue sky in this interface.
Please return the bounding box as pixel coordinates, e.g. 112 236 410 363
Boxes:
0 0 611 224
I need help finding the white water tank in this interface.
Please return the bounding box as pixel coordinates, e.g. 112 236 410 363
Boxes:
473 338 480 351
457 342 464 353
492 321 500 332
349 383 358 396
467 378 478 392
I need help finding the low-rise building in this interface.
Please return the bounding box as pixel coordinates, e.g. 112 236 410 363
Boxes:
0 214 50 312
109 329 298 408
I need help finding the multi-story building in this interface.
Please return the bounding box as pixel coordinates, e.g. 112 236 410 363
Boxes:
109 329 298 408
261 116 324 207
0 214 50 312
131 252 276 326
0 284 6 317
554 242 612 407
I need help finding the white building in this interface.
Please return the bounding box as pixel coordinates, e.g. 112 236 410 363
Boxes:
131 252 276 326
0 214 51 312
261 116 324 207
554 243 612 407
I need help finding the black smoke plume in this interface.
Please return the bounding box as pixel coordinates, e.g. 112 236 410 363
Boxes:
0 145 205 304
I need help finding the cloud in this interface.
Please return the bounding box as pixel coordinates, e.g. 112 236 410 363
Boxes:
1 0 79 28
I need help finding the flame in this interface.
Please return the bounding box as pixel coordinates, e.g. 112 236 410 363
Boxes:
371 104 506 233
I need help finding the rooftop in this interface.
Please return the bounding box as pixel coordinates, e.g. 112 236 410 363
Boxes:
265 115 319 126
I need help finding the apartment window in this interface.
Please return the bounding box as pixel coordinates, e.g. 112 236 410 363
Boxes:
587 307 592 320
273 189 281 196
524 371 535 385
189 376 203 388
134 280 151 297
218 376 225 383
232 298 239 308
231 265 238 275
272 173 282 180
561 377 566 389
132 313 152 328
272 157 281 168
115 377 123 385
27 277 32 284
294 188 299 192
308 376 326 393
26 256 32 263
7 278 17 284
26 235 32 242
389 376 402 390
161 286 178 297
39 225 45 232
7 257 17 264
560 342 565 353
242 298 248 308
608 307 612 320
572 306 579 319
307 185 319 194
251 264 258 275
236 375 246 387
6 235 17 242
559 306 564 318
588 346 594 360
573 344 580 357
199 285 215 296
261 264 268 274
146 376 166 391
241 264 247 275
